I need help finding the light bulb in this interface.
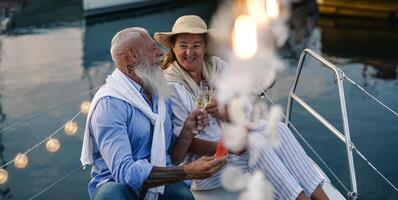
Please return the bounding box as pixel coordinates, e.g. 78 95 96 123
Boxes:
0 169 8 184
266 0 279 18
14 153 28 169
46 138 60 152
80 101 91 114
232 15 257 59
247 0 268 23
64 121 78 135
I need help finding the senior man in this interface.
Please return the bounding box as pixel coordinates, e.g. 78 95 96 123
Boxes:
80 27 225 200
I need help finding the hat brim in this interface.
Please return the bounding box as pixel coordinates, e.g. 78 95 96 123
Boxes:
154 28 214 48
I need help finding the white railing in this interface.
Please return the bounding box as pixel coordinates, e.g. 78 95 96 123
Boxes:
284 49 398 200
285 49 358 199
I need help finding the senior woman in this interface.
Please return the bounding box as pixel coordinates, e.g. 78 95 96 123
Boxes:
154 15 328 200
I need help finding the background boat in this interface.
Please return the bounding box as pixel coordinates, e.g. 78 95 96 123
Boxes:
83 0 175 18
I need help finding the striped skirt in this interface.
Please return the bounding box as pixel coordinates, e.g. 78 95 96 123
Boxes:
191 123 324 200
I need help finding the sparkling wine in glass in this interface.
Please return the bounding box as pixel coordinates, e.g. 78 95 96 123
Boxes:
194 81 210 133
195 95 208 110
208 88 215 102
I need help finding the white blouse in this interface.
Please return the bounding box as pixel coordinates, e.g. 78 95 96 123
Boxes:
166 57 232 190
168 82 222 142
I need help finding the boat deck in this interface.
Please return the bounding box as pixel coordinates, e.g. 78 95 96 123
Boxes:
191 161 346 200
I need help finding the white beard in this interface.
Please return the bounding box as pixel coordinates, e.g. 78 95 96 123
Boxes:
134 60 170 99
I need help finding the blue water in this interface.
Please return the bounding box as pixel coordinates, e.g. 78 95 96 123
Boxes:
0 1 397 199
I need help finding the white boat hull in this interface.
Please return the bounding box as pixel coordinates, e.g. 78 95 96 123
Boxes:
83 0 172 17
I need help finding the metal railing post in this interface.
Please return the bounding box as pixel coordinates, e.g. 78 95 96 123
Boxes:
285 49 359 199
335 69 358 200
285 51 307 125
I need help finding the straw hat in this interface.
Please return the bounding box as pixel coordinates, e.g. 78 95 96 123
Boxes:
154 15 213 48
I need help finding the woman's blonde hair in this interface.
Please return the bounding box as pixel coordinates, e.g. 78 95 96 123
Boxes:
160 35 177 70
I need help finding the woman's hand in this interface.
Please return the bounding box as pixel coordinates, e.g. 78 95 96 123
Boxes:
182 109 209 135
205 100 229 121
173 109 209 165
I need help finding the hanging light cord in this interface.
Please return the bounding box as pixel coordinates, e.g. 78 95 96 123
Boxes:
0 86 100 135
0 112 82 169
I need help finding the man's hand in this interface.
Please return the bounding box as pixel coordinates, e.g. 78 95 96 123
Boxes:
143 156 226 189
205 100 229 121
182 109 209 134
183 156 226 179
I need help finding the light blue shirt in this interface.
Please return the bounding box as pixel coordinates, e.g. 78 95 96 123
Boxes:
87 79 174 199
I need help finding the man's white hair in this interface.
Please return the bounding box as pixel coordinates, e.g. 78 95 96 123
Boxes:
110 27 148 62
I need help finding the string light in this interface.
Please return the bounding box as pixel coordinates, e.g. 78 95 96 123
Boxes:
0 111 81 177
14 153 28 169
0 86 93 186
64 121 78 136
80 101 91 114
0 111 82 183
46 138 60 152
233 15 258 59
0 169 8 184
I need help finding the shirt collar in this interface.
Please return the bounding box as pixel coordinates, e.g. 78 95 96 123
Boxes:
126 76 145 96
125 76 158 110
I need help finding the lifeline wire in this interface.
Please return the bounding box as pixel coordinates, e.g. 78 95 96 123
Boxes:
28 164 85 200
262 78 398 193
260 90 350 193
354 148 398 192
344 76 398 117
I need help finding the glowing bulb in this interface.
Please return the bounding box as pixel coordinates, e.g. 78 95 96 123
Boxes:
14 153 28 168
80 101 91 114
46 138 60 152
64 121 78 135
266 0 279 18
247 0 268 23
0 169 8 184
233 15 257 59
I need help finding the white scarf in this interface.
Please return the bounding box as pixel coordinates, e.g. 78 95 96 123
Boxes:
80 68 166 199
163 56 223 96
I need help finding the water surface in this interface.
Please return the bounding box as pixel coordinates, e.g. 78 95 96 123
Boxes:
0 1 397 199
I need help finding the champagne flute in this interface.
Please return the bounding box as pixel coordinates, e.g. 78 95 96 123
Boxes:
200 80 217 126
197 80 210 111
208 87 216 102
193 81 209 134
207 88 218 126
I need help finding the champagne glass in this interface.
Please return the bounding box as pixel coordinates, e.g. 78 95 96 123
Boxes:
208 87 216 102
200 81 218 125
193 81 209 134
207 88 218 126
197 80 210 111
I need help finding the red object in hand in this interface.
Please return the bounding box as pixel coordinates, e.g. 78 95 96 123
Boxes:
214 140 228 159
